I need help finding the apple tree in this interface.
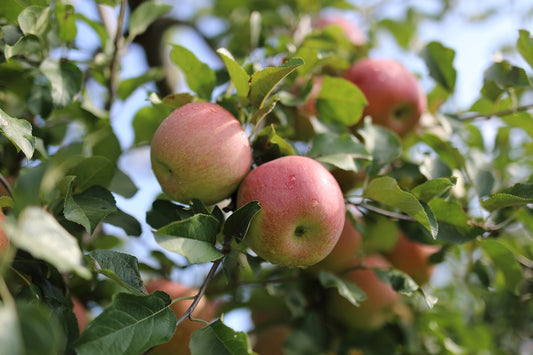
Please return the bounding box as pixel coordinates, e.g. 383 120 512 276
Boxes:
1 0 533 354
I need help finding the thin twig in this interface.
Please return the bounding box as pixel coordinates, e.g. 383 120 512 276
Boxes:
105 0 128 112
0 174 13 198
355 201 416 221
455 103 533 121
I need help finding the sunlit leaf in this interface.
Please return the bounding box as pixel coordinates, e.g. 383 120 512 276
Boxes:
308 132 370 172
429 199 484 243
359 122 402 175
421 41 456 93
480 239 523 294
411 177 456 203
128 1 172 40
54 2 77 42
318 271 366 306
316 76 367 126
217 48 250 99
170 44 216 100
40 58 82 108
0 108 35 161
18 5 50 38
88 250 144 294
517 29 533 70
481 182 533 212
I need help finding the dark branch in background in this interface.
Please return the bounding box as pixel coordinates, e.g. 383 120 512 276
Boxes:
454 102 533 121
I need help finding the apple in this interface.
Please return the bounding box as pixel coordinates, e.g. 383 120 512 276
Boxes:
236 155 346 268
150 102 252 206
315 15 367 46
327 254 400 330
0 210 8 253
343 58 427 136
384 233 440 285
299 75 324 118
145 278 217 355
312 210 363 273
252 321 292 355
72 296 89 333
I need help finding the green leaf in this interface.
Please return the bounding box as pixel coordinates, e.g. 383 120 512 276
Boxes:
159 92 195 109
75 292 176 355
482 61 531 101
373 268 419 295
364 177 438 238
132 104 172 145
308 132 370 172
117 68 165 100
217 48 250 99
517 29 533 70
421 133 466 170
0 304 22 354
128 1 172 40
315 76 367 126
40 58 82 108
411 177 456 203
481 182 533 212
104 208 143 236
249 57 304 108
88 250 144 294
190 319 254 355
54 2 77 42
64 184 117 235
170 44 216 100
223 201 261 241
18 5 51 38
359 122 402 175
4 34 43 62
154 214 223 264
480 239 523 294
429 199 484 243
252 124 295 165
0 108 35 161
318 270 367 306
5 206 91 279
68 156 116 192
421 41 456 93
109 168 138 198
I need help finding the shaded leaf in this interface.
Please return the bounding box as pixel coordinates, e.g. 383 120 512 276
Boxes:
0 108 35 161
190 320 254 355
359 122 402 176
68 156 116 192
252 124 295 165
318 270 366 306
480 239 523 294
429 199 484 243
88 250 144 294
75 292 176 355
117 68 165 100
223 201 261 241
128 1 172 40
109 168 138 198
308 132 370 172
374 268 418 295
517 29 533 70
104 208 142 237
421 41 456 92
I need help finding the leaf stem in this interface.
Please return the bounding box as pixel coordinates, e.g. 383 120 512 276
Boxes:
353 201 416 221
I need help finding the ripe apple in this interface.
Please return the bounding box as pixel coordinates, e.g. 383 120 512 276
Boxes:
72 296 89 333
145 278 217 355
236 155 346 268
343 58 426 136
315 15 367 46
384 233 440 285
327 254 400 330
150 102 252 206
0 210 9 253
312 211 363 273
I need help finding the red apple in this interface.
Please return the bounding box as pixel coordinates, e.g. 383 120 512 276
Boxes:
72 297 89 333
0 210 8 253
145 278 217 355
343 58 426 136
150 102 252 205
236 155 345 268
384 233 440 285
328 254 400 330
315 15 367 46
299 75 324 118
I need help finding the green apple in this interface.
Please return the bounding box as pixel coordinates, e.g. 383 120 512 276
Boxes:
150 102 252 205
145 278 217 355
384 233 440 285
344 58 426 136
237 155 345 268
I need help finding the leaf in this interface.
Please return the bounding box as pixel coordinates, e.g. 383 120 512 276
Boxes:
109 168 138 198
0 108 35 161
18 5 51 38
64 185 118 235
5 206 91 279
104 208 143 237
88 250 144 294
170 44 216 100
223 201 261 241
68 156 116 192
217 48 250 99
373 268 419 295
54 2 77 42
75 292 176 355
421 41 456 93
40 58 82 108
429 199 484 243
308 132 370 172
359 123 402 175
154 214 223 264
249 57 304 108
517 29 533 70
117 68 165 100
251 124 295 165
421 133 466 170
411 177 456 203
128 1 172 40
0 304 22 355
190 319 254 355
481 182 533 212
481 61 531 100
315 76 367 126
364 177 438 238
480 239 523 294
318 271 366 306
132 104 172 145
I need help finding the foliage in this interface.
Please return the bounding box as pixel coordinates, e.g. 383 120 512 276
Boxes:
1 0 533 354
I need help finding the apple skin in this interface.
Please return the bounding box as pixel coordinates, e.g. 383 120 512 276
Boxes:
145 278 217 355
343 58 426 136
299 75 324 118
0 210 8 253
72 297 89 333
315 15 367 46
384 233 440 285
236 156 346 268
150 102 252 206
327 254 400 330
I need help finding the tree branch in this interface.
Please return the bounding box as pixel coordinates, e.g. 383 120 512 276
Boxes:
105 0 128 112
455 102 533 121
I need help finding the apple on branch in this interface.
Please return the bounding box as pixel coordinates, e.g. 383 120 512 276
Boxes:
150 102 252 206
237 155 345 268
343 58 427 136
